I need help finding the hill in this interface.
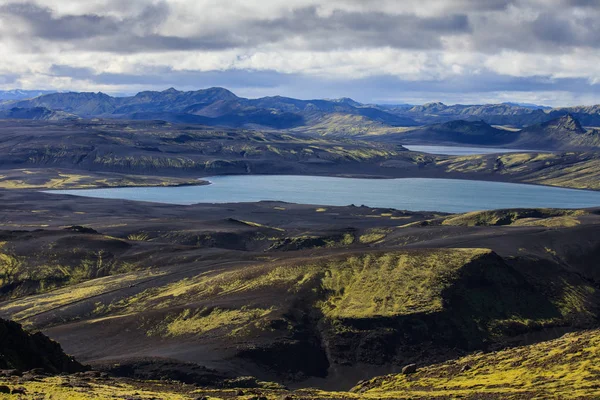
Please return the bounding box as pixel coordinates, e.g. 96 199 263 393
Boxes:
514 114 600 150
389 102 551 126
387 101 600 127
0 120 599 191
386 120 519 146
0 107 79 121
376 114 600 151
0 119 417 178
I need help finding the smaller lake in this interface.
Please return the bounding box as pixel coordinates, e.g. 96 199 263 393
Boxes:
47 175 600 213
403 145 537 156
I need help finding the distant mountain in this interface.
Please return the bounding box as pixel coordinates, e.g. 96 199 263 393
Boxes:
0 87 418 130
327 97 363 107
381 114 600 150
502 102 552 110
389 120 519 146
0 107 79 121
5 88 600 133
388 101 600 127
392 102 551 126
11 92 119 115
545 105 600 127
0 89 56 101
514 114 600 150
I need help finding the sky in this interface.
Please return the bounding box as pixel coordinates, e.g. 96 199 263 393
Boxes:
1 0 600 106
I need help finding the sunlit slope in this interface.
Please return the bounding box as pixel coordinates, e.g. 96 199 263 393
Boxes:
2 246 598 380
354 329 600 399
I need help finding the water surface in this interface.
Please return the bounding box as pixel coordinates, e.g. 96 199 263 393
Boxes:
403 145 537 156
47 175 600 213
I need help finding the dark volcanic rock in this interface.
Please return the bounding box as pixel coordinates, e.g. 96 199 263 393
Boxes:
0 319 85 374
64 225 99 234
402 364 417 374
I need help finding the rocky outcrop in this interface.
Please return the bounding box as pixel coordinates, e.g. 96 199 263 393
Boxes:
0 319 85 373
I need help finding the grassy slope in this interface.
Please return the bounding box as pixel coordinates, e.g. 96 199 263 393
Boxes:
441 209 587 227
0 168 203 189
7 245 597 366
354 329 600 399
437 152 600 190
83 249 491 326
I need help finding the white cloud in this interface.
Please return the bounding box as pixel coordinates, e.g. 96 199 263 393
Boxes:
0 0 599 105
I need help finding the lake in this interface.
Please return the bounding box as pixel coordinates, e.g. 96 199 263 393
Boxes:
47 175 600 213
403 145 537 156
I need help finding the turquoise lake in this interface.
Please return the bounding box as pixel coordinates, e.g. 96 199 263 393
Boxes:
47 175 600 213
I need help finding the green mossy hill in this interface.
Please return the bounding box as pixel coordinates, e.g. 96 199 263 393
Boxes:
46 247 598 376
317 248 598 367
0 120 410 176
0 318 84 373
87 249 495 322
353 329 600 399
437 151 600 190
442 208 586 227
319 249 491 319
0 168 202 190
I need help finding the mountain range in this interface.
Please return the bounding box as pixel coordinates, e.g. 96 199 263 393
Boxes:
386 114 600 150
3 87 600 131
387 102 600 126
0 87 417 129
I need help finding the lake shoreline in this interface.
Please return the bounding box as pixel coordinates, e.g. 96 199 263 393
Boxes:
45 175 600 214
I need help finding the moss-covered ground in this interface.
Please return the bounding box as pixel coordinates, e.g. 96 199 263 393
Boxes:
354 329 600 399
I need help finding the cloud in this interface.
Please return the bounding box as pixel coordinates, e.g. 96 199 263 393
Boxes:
48 64 297 88
44 64 600 107
1 0 600 105
0 73 19 85
0 2 472 52
3 0 596 53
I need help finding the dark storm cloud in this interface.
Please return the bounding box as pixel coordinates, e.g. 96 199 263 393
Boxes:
469 3 600 53
0 1 259 51
0 74 19 85
49 64 297 88
2 0 600 54
0 1 226 51
255 7 471 50
0 2 471 52
2 2 122 40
